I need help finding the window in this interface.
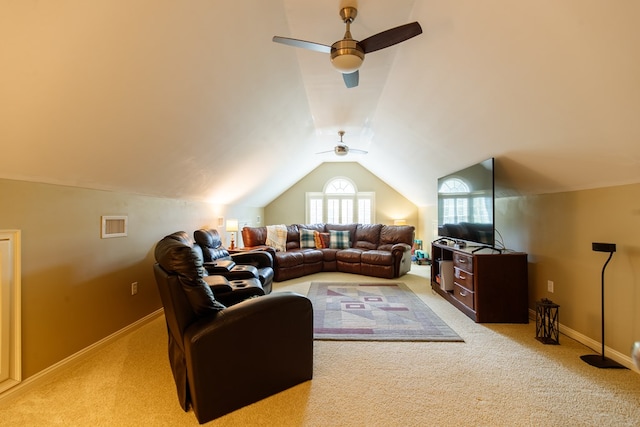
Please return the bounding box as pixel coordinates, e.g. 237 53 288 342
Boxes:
439 178 490 224
306 177 374 224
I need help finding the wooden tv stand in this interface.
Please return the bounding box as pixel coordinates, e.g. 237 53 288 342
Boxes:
431 242 529 323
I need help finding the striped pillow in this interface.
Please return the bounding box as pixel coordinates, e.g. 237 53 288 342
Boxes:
299 228 316 249
329 230 350 249
314 231 330 248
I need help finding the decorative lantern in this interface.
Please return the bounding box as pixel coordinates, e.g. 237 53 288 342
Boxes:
536 298 560 345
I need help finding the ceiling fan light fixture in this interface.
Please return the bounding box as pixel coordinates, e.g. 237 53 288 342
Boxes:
334 145 349 156
330 40 364 74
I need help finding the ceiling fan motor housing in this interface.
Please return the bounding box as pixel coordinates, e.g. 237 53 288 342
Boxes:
331 40 364 73
335 145 349 155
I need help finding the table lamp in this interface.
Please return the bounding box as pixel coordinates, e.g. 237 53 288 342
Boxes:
226 219 238 250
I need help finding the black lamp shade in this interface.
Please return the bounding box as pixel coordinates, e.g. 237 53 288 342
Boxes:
592 242 616 252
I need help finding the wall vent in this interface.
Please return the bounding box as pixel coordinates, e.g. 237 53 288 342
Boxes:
101 215 128 238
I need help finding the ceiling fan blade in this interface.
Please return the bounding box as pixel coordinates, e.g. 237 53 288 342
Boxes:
315 149 335 154
342 71 359 88
359 22 423 54
349 148 368 155
272 36 331 53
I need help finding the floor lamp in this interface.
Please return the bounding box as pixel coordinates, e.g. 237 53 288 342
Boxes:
580 242 627 369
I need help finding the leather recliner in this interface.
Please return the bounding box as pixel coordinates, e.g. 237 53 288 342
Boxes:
153 232 313 424
194 228 274 294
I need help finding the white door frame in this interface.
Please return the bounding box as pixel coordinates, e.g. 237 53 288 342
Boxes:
0 230 21 393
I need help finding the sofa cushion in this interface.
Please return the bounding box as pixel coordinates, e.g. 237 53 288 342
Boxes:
299 228 316 249
378 225 415 251
353 224 383 250
297 223 326 233
301 249 324 263
336 248 363 262
326 223 357 242
193 229 230 262
329 230 351 249
275 251 304 268
361 250 393 266
286 224 300 251
242 226 267 246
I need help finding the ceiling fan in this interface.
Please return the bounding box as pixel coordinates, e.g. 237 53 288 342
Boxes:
317 131 368 156
273 6 422 88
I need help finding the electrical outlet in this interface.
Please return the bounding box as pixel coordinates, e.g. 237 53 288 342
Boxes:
131 282 138 295
547 280 554 293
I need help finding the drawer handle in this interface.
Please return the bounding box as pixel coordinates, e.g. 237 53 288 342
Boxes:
459 290 467 297
459 274 466 280
458 258 466 263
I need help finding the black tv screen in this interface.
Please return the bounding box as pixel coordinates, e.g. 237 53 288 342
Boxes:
437 158 495 247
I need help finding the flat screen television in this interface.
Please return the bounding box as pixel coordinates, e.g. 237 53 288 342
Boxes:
437 158 495 247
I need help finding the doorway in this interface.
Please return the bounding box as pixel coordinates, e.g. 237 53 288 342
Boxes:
0 230 21 393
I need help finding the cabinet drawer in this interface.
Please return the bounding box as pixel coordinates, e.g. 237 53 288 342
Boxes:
453 283 474 310
454 267 474 291
453 252 473 273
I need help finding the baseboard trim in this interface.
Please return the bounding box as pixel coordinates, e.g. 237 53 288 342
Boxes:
528 308 638 373
0 308 164 405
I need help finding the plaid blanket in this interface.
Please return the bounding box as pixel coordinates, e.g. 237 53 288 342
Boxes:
266 224 288 252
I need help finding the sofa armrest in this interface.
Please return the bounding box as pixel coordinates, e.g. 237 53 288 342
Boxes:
231 250 274 269
203 260 236 273
390 242 412 257
203 276 233 293
239 245 277 258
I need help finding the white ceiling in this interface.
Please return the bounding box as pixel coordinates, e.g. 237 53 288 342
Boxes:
2 1 639 207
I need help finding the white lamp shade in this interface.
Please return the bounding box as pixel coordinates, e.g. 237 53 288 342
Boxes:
226 219 238 232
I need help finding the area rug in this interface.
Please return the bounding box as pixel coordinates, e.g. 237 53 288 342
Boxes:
307 282 463 342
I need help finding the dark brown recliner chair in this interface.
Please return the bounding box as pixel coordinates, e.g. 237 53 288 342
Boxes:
194 228 275 294
153 232 313 424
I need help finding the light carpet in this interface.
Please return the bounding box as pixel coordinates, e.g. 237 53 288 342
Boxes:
308 281 463 342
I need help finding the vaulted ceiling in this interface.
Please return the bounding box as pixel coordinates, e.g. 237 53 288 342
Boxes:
2 1 639 207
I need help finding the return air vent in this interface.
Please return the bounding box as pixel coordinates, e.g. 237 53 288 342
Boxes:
101 215 128 238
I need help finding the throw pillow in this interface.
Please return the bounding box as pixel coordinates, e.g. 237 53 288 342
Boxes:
313 231 326 249
313 231 329 248
329 230 350 249
299 228 316 249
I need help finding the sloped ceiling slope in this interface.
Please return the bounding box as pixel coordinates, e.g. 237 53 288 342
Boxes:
1 1 639 208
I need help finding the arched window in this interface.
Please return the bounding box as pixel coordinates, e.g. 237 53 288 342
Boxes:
306 177 374 224
440 178 469 194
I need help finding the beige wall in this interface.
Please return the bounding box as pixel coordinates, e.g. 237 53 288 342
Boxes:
0 178 261 379
499 183 640 356
264 162 420 236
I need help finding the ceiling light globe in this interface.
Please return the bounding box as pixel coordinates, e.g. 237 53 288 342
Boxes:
331 40 364 74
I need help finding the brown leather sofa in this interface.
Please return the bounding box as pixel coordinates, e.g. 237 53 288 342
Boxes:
153 231 313 423
241 223 415 281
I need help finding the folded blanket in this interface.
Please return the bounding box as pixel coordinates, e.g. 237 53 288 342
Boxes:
266 224 288 252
